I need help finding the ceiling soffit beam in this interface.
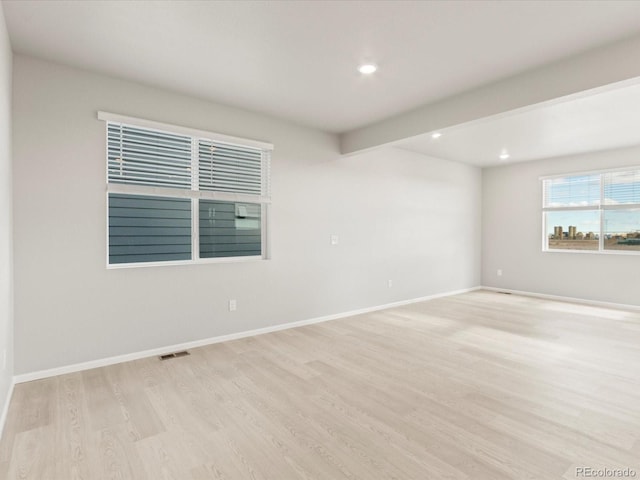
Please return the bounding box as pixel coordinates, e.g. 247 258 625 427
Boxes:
339 34 640 156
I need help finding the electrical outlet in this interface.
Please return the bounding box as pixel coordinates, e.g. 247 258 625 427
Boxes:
330 234 339 245
497 269 503 276
229 299 237 312
388 279 393 288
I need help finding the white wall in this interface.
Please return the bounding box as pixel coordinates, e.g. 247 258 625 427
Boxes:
12 56 481 375
0 4 13 421
482 146 640 306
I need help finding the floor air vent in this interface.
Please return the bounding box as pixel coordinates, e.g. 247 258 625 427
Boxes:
159 351 190 360
496 291 512 295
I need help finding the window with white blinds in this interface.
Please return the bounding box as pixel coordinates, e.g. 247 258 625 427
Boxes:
542 167 640 254
108 124 192 189
198 139 265 195
543 174 601 208
100 112 273 267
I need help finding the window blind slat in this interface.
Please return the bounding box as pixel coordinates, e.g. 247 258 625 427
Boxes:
543 174 601 208
199 163 260 175
108 162 191 177
108 123 192 188
603 169 640 206
198 139 264 196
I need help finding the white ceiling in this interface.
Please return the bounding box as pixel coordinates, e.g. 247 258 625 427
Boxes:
4 0 640 134
395 80 640 167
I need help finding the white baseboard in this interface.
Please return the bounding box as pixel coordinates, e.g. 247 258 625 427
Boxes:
481 286 640 312
14 286 481 384
0 379 15 439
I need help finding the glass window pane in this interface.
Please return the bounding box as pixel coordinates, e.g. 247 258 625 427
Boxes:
543 174 600 208
545 210 600 251
603 209 640 252
603 169 640 205
109 194 192 264
199 200 262 258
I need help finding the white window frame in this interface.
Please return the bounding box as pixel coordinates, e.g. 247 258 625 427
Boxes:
99 112 273 268
541 166 640 255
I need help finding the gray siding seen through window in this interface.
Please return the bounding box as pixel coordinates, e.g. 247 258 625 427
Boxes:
109 194 192 264
199 200 261 258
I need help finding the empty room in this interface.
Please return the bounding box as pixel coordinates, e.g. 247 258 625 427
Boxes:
0 1 639 479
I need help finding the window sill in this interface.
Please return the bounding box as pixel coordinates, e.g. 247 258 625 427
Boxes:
542 249 640 256
107 255 265 269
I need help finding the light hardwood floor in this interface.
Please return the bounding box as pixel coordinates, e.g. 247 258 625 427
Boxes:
1 290 639 479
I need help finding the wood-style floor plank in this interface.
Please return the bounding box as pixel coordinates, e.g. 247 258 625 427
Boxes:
1 290 639 479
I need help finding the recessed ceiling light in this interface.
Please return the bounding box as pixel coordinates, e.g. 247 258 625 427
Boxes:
358 64 377 74
499 152 510 160
431 132 442 139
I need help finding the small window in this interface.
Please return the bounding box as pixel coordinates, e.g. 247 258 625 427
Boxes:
100 112 273 267
542 168 640 254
